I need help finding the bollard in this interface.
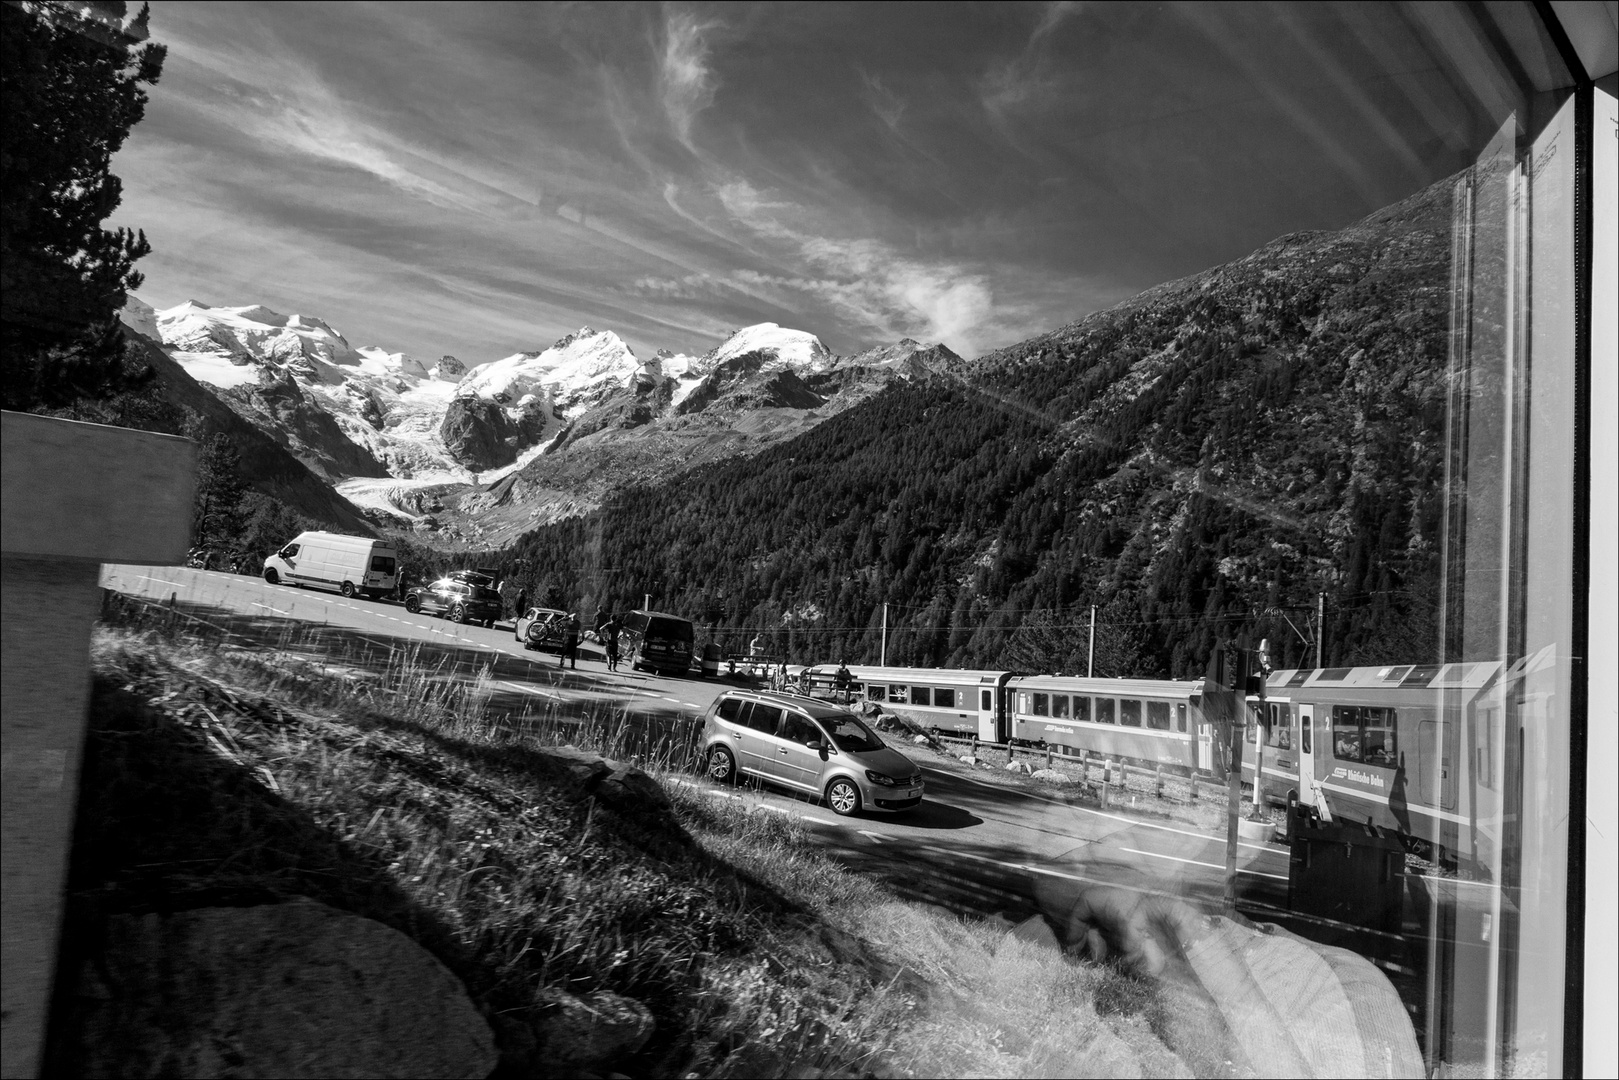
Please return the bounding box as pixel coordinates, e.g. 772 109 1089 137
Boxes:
1099 769 1110 809
1007 742 1016 764
1191 771 1199 801
1156 764 1164 799
1045 743 1053 768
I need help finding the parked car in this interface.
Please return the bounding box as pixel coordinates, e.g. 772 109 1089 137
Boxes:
403 576 502 626
514 606 571 652
700 689 924 816
618 609 695 676
261 531 398 598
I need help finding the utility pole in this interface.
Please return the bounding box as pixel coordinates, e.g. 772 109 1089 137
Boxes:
1316 592 1325 668
644 592 651 610
1250 638 1271 809
880 603 888 666
1088 605 1097 677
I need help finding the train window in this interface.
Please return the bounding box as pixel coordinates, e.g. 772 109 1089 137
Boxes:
980 689 991 711
889 685 908 704
1073 696 1090 723
934 688 954 709
1095 698 1115 725
1176 703 1187 733
1016 692 1029 714
910 687 931 707
1475 705 1497 789
1332 706 1361 761
1301 715 1311 755
1147 701 1170 729
866 684 887 702
1362 708 1397 766
1120 699 1141 726
1032 693 1048 716
1052 694 1069 719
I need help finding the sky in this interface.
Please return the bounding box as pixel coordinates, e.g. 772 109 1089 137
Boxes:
107 1 1530 364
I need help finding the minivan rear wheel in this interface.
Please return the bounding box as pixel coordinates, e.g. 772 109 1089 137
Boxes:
340 581 356 598
707 746 737 784
404 595 421 614
826 778 862 816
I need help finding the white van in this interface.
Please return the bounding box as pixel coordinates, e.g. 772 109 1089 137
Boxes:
261 531 398 599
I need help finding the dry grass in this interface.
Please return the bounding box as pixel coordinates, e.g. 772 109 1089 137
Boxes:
53 598 1197 1078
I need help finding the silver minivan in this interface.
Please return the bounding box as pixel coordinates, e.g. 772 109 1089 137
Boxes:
701 690 924 815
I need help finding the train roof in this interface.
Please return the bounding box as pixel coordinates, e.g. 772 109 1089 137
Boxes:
1267 661 1503 692
807 664 1010 683
1010 673 1203 696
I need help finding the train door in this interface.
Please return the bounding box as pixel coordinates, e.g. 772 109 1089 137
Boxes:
1194 697 1214 773
977 681 998 742
1297 703 1331 819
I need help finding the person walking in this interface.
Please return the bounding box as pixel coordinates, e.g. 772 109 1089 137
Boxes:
834 659 853 703
602 614 621 672
559 612 580 670
594 605 607 634
515 586 528 620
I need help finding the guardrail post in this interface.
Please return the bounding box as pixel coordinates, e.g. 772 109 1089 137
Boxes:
1045 743 1052 768
1191 771 1199 800
1156 764 1164 799
2 412 195 1079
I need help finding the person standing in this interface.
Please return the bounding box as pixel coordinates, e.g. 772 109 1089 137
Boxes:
603 614 621 672
559 612 581 670
515 586 528 620
594 605 607 634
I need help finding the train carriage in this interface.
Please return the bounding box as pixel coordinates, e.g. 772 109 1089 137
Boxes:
1252 662 1505 869
804 665 1012 741
1005 674 1212 773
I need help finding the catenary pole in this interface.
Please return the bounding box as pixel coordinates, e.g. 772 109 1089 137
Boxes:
1316 592 1324 668
1088 605 1097 677
881 603 887 666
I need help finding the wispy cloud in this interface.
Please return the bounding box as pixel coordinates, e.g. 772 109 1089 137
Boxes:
713 178 1007 354
981 0 1082 156
659 7 722 152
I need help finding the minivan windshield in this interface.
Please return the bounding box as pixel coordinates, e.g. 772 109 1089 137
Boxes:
811 713 884 753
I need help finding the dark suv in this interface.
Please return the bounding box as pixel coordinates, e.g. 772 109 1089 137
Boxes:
403 576 502 627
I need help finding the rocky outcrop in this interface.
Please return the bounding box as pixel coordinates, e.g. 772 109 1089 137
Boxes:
439 395 548 471
441 396 515 469
431 354 466 381
532 989 655 1071
221 368 390 481
75 898 496 1079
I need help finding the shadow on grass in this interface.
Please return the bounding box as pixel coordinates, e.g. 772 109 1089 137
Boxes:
43 678 479 1078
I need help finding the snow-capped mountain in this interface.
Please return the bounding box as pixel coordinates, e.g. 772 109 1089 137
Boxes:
124 295 956 545
703 322 833 371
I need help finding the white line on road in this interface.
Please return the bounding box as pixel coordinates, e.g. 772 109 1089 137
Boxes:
1117 846 1289 882
857 830 887 844
921 764 1282 856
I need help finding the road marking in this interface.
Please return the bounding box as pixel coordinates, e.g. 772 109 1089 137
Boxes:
920 764 1278 853
857 830 887 844
1117 846 1289 882
250 601 291 616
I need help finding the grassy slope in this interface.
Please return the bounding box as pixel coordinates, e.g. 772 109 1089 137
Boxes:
49 601 1217 1078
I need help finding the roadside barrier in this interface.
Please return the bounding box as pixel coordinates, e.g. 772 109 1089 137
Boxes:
930 732 1214 804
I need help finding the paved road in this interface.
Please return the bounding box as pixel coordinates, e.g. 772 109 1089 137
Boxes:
103 565 1293 926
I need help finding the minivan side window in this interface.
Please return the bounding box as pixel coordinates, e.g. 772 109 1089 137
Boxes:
746 703 783 735
777 713 820 745
716 698 744 724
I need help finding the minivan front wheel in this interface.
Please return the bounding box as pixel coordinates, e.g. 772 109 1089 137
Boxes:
707 746 737 784
263 568 279 585
826 778 862 817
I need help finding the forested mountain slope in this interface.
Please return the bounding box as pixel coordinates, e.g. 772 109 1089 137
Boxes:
497 174 1458 678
